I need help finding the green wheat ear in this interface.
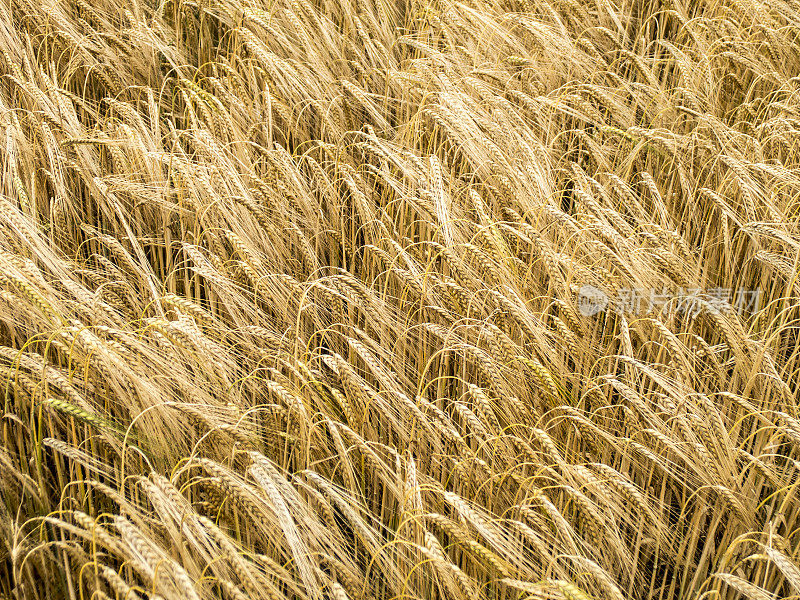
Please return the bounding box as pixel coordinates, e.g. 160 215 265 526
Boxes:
42 397 142 446
43 397 117 430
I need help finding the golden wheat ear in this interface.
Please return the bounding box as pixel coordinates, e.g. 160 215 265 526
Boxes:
3 0 800 596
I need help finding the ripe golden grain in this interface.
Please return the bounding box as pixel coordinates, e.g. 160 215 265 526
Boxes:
1 0 799 597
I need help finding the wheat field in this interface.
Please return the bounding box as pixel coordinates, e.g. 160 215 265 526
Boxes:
0 0 799 598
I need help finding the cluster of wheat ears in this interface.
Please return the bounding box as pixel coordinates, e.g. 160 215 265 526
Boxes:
1 0 800 598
